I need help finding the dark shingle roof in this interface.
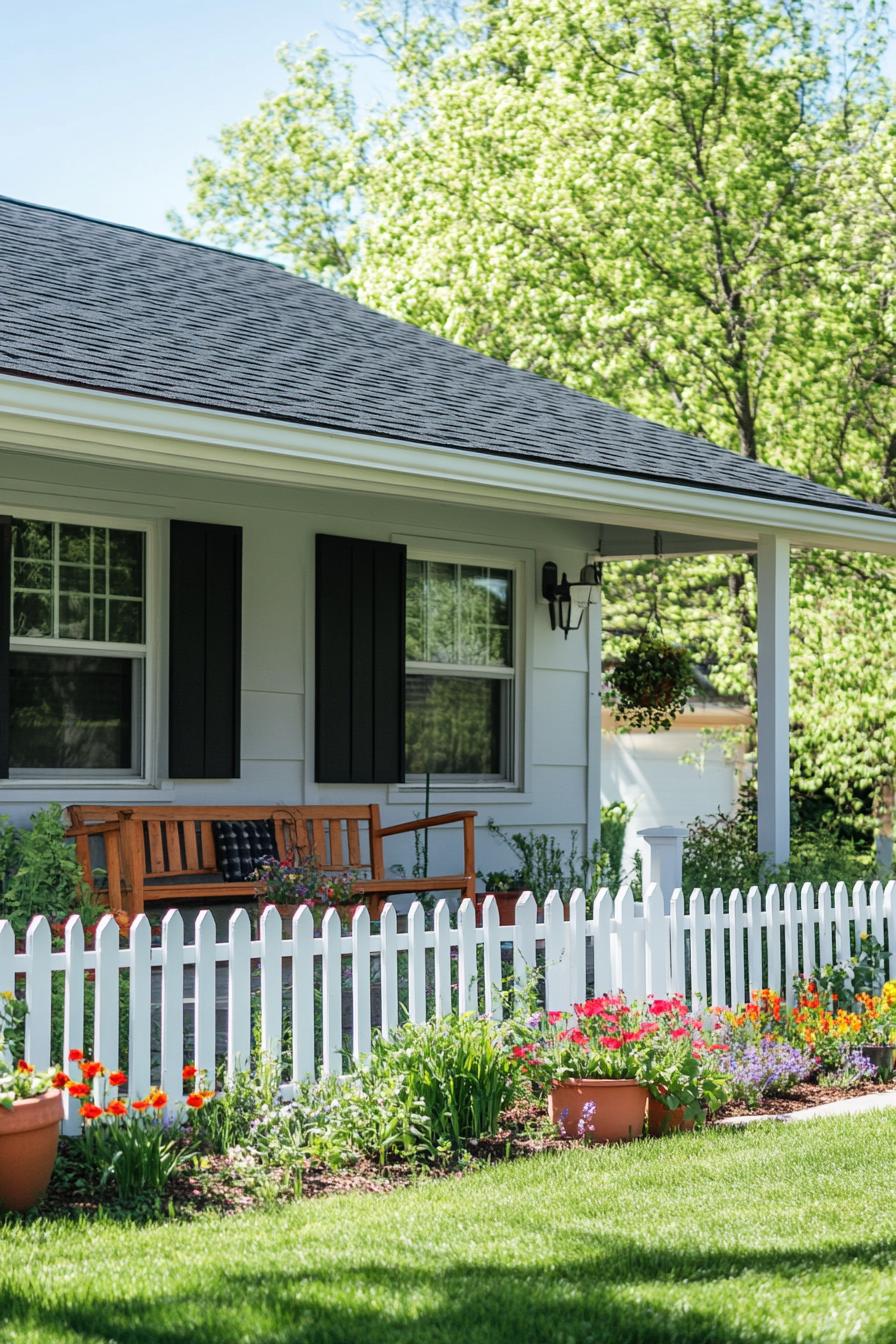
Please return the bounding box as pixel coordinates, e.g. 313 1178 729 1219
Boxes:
0 196 890 519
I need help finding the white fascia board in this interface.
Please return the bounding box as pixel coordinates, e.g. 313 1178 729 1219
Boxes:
1 374 896 555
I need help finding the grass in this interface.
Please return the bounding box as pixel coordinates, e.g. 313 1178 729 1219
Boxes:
3 1113 896 1343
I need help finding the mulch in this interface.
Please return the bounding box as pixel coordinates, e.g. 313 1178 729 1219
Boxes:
711 1078 896 1120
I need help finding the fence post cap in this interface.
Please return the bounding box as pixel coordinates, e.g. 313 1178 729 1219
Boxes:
637 826 686 839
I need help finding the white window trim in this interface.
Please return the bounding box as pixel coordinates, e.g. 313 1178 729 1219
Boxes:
391 535 532 801
2 505 160 789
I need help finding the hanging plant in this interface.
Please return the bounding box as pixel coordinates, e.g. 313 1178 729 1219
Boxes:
605 632 694 733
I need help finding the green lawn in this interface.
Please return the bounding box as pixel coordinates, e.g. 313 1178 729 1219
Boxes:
3 1113 896 1344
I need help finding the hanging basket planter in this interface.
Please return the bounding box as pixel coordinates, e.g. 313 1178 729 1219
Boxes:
605 632 694 733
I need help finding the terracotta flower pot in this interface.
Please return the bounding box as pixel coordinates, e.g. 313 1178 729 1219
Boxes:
259 897 387 929
475 892 526 926
647 1097 696 1137
0 1088 64 1213
548 1078 648 1143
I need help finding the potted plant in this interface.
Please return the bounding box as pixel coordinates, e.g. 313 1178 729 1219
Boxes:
643 997 731 1134
515 995 653 1142
604 632 693 732
253 853 385 927
484 822 611 919
475 870 525 925
0 993 64 1213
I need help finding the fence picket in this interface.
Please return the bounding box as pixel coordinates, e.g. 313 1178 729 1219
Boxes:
227 907 251 1081
259 906 283 1065
869 881 885 950
193 910 216 1088
513 893 537 1005
643 884 668 998
765 886 781 997
0 920 13 1069
817 883 833 969
481 895 503 1021
884 881 896 978
782 884 798 1004
160 910 184 1109
62 915 85 1134
708 890 726 1008
24 917 51 1072
727 890 744 1009
407 900 427 1024
745 887 762 997
434 899 452 1017
614 887 636 995
668 889 686 997
380 903 399 1038
321 908 342 1076
853 881 869 943
800 884 817 979
291 906 315 1081
93 915 120 1098
457 898 478 1015
590 888 612 996
567 889 587 1008
834 881 851 966
543 891 567 1013
351 906 372 1062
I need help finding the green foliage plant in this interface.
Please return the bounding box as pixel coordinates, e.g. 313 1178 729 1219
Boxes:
0 804 94 934
605 635 694 733
486 821 611 903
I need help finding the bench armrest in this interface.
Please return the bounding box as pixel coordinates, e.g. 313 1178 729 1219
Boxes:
377 810 477 839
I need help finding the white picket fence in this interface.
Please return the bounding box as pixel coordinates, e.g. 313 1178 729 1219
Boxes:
2 878 895 1134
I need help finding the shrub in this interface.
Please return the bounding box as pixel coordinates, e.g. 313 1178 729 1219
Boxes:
0 804 98 934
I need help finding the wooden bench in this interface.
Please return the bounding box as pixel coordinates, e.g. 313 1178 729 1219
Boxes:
66 804 477 916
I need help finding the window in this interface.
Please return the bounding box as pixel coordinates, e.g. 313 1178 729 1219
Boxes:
405 558 515 783
9 518 147 777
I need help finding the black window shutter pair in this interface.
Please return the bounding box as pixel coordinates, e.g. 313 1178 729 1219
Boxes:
169 521 242 779
315 534 406 784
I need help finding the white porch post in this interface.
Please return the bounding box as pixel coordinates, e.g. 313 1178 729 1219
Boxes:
585 588 602 854
757 534 790 866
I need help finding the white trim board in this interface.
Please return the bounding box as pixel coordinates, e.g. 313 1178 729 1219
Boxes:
1 376 895 555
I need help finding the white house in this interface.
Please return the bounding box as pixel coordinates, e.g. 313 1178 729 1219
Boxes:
0 196 894 893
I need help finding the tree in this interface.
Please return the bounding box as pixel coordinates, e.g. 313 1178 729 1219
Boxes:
176 0 896 837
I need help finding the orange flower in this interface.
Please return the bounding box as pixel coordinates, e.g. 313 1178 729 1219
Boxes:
182 1065 197 1081
131 1098 150 1112
51 1071 70 1088
79 1103 103 1120
108 1071 127 1087
67 1082 90 1098
150 1091 168 1109
185 1093 205 1109
200 1089 215 1100
16 1060 33 1074
105 1100 128 1117
67 1048 84 1063
80 1060 105 1080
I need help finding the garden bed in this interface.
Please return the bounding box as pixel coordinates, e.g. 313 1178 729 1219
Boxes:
711 1076 896 1120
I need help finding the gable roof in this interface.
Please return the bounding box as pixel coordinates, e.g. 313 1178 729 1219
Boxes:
0 195 890 519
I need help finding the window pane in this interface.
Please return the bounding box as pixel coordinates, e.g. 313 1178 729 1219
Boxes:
9 652 138 771
405 559 425 663
59 564 92 595
108 599 143 644
13 591 51 638
12 519 52 561
405 674 508 776
58 593 90 640
427 562 459 663
408 560 513 669
13 560 51 591
58 524 92 565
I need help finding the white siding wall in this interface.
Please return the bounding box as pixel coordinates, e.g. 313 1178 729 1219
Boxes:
0 447 603 877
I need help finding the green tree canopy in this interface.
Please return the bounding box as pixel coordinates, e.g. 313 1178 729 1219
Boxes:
175 0 896 835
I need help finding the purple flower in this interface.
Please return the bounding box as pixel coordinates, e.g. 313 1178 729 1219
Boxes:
720 1035 815 1104
526 1012 542 1030
577 1099 597 1137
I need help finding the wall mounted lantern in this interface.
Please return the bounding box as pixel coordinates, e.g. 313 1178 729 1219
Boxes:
542 561 602 638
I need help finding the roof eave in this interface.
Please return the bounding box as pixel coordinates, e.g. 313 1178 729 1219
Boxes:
1 373 894 555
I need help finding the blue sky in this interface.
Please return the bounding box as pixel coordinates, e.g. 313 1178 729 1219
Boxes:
1 1 389 234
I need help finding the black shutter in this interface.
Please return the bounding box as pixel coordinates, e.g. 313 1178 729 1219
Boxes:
315 534 406 783
0 518 10 778
169 520 242 778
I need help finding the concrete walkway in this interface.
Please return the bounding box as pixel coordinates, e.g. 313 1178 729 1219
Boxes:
717 1089 896 1127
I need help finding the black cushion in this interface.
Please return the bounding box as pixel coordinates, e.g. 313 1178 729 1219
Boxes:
212 819 278 881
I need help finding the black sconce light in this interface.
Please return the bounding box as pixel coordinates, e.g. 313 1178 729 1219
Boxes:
542 560 602 638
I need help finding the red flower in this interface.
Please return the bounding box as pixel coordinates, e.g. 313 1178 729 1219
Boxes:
182 1064 197 1081
16 1060 33 1074
150 1091 168 1109
51 1072 70 1088
547 1011 565 1025
67 1082 91 1098
622 1030 643 1042
108 1071 127 1088
131 1098 150 1112
670 1027 689 1039
707 1043 729 1052
599 1035 622 1050
650 998 675 1015
80 1060 105 1080
67 1048 84 1063
79 1103 103 1120
511 1044 535 1059
559 1028 589 1047
105 1100 128 1117
185 1093 205 1109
